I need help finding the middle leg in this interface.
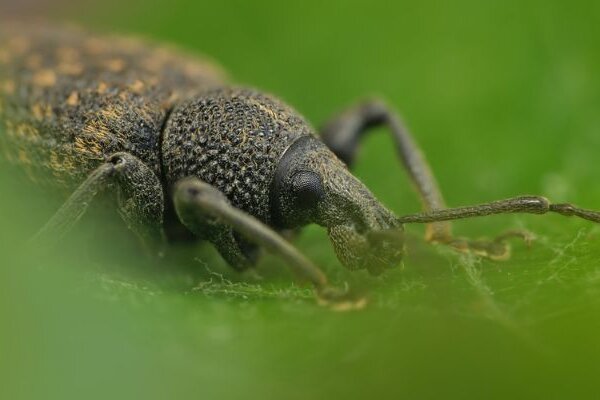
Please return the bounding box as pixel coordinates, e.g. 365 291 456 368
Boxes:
32 152 166 255
320 99 531 259
320 99 451 242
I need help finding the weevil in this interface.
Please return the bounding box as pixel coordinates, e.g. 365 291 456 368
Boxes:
1 23 599 307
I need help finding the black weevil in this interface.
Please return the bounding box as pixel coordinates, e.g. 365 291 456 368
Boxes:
1 23 599 307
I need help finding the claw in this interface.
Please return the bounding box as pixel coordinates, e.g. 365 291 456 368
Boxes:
316 285 368 311
493 229 536 248
444 229 535 261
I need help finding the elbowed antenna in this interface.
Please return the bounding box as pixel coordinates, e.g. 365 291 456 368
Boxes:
396 195 600 225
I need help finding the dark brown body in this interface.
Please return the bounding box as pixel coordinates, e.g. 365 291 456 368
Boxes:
3 23 597 305
0 23 226 187
0 24 312 224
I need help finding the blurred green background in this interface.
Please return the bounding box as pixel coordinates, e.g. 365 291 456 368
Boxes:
1 0 600 399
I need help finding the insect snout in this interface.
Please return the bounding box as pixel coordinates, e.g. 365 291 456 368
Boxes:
327 207 405 276
365 227 405 274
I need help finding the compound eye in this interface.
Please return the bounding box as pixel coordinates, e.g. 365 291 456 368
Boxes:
291 171 324 209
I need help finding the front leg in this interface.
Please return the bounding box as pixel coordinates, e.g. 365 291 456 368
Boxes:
173 177 364 308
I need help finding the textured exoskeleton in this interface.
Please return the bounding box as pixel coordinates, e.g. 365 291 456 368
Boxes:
1 23 599 306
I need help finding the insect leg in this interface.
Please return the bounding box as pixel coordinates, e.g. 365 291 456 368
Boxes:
33 152 165 255
397 196 600 259
173 177 364 308
320 99 451 243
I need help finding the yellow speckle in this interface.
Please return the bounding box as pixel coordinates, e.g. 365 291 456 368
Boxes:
43 103 53 118
114 36 143 51
129 79 144 93
183 58 227 81
58 156 76 174
142 56 163 72
137 105 154 123
58 62 84 76
25 54 43 69
105 58 125 72
56 46 79 62
18 149 31 164
0 48 10 64
1 80 15 95
8 37 30 54
49 151 62 171
153 48 171 62
63 159 75 172
75 136 93 156
29 103 49 119
97 82 108 94
15 123 40 139
84 38 109 55
183 62 204 77
161 92 180 109
253 100 278 121
80 120 111 157
32 69 57 87
5 120 15 137
48 150 75 174
100 104 123 120
66 91 79 106
32 103 44 120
